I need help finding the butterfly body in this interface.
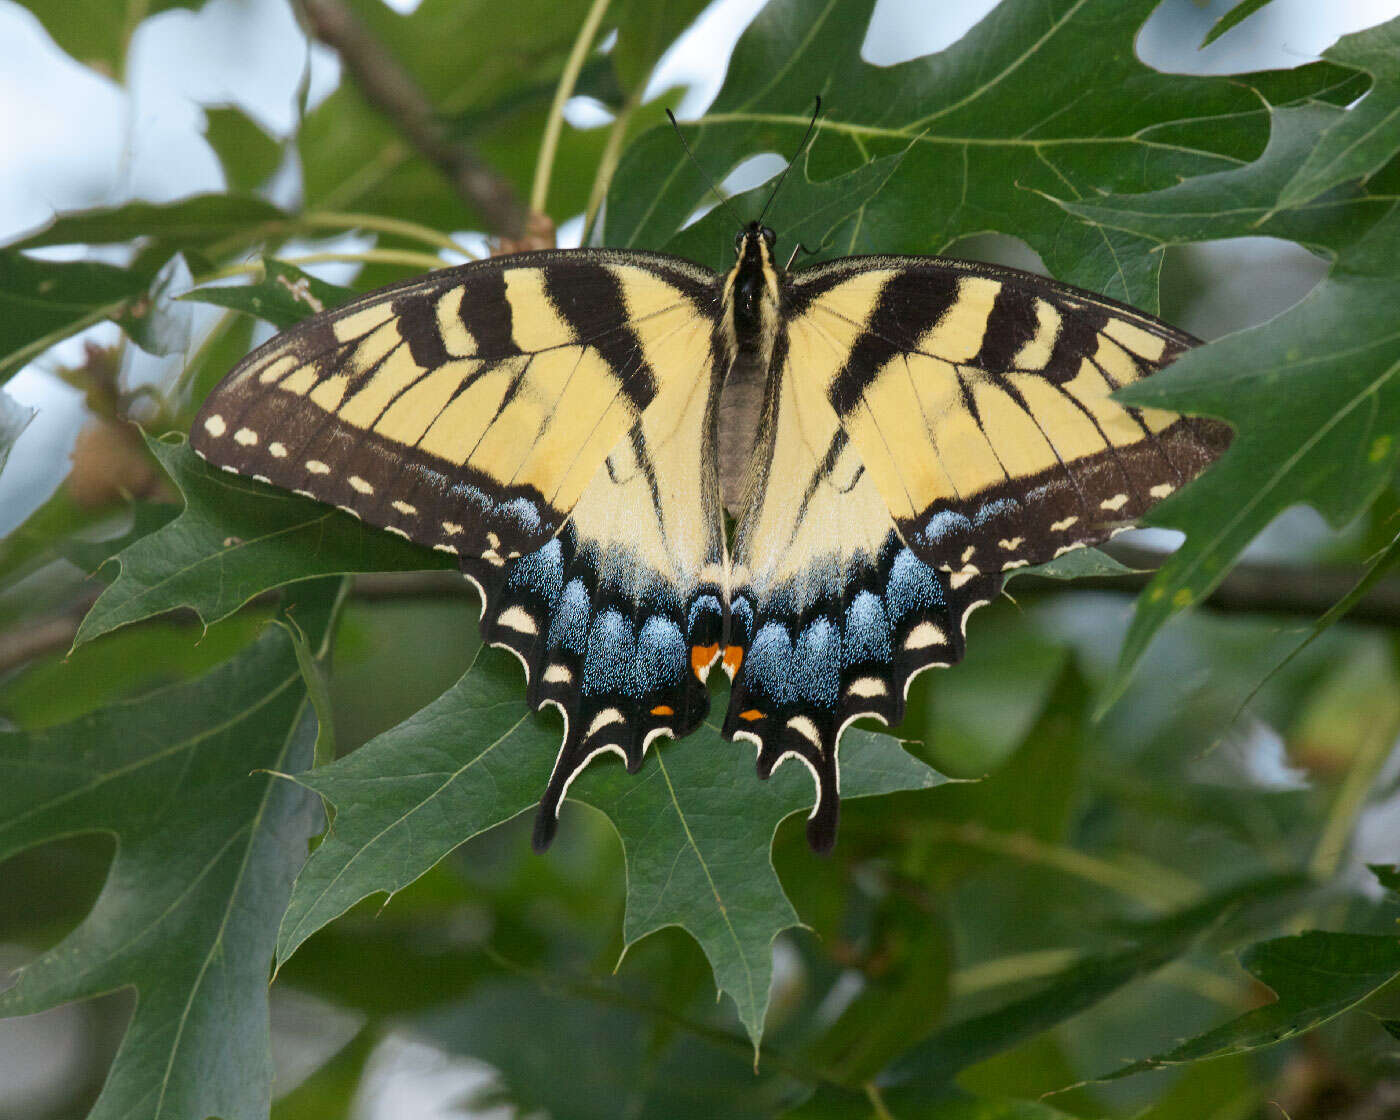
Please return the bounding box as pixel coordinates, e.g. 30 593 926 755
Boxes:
192 220 1228 853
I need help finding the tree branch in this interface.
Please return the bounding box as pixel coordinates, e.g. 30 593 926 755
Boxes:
3 554 1398 680
297 0 528 239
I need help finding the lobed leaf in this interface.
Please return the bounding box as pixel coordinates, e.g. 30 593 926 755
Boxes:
72 435 452 649
278 647 946 1049
0 582 339 1120
181 260 356 330
603 0 1363 307
1064 106 1400 704
1092 930 1400 1080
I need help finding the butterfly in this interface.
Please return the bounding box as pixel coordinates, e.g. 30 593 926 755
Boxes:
191 147 1228 853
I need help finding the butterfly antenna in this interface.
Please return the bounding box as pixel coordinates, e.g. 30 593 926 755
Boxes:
758 96 823 227
666 108 745 230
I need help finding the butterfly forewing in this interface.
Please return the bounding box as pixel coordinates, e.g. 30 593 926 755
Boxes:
786 257 1230 577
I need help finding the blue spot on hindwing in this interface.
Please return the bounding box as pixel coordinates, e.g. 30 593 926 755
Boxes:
886 547 943 620
583 608 635 695
635 615 685 694
548 579 591 655
507 537 563 607
918 509 972 547
794 617 840 709
843 591 892 667
746 622 794 705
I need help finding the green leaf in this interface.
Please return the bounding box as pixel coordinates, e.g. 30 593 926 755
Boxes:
1199 0 1275 49
603 0 1363 306
1004 547 1134 583
1369 864 1400 897
420 976 795 1119
116 252 195 356
9 192 285 252
665 146 910 273
181 260 356 330
1064 119 1400 704
72 436 452 648
0 387 35 475
1276 17 1400 210
0 250 153 382
785 1089 1091 1120
0 583 338 1120
56 500 181 575
204 106 284 194
1091 931 1400 1080
886 876 1305 1090
277 648 947 1049
297 0 600 232
22 0 198 76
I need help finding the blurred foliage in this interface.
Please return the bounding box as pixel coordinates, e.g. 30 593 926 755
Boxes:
2 1 1400 1119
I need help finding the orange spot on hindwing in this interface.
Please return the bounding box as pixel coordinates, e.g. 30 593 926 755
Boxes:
721 645 744 677
739 709 765 722
690 643 720 677
650 704 674 717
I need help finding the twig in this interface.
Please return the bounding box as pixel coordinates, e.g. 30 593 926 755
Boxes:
531 0 613 216
4 552 1400 679
297 0 527 238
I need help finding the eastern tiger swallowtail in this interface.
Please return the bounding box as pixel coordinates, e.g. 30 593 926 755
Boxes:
191 184 1228 853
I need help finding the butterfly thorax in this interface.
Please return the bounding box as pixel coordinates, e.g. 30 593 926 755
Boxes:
717 222 783 513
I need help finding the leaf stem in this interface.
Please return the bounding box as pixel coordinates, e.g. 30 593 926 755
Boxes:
297 210 476 258
1308 681 1400 881
280 248 444 273
583 89 642 242
914 820 1201 911
864 1082 896 1120
531 0 613 217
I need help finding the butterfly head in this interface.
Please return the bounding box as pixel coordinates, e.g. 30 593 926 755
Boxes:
734 220 777 259
729 221 783 347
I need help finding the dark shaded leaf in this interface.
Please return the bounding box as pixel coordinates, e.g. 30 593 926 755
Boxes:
1369 864 1400 897
421 977 799 1119
0 251 153 382
9 193 285 252
277 648 946 1048
204 106 284 194
72 436 451 648
1091 931 1400 1080
887 877 1306 1090
0 582 338 1120
785 1089 1091 1119
181 260 356 330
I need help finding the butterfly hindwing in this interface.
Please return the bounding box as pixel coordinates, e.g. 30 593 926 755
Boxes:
785 257 1231 576
723 329 1002 852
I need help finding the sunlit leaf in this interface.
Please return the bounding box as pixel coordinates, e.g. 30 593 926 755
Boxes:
72 436 451 648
